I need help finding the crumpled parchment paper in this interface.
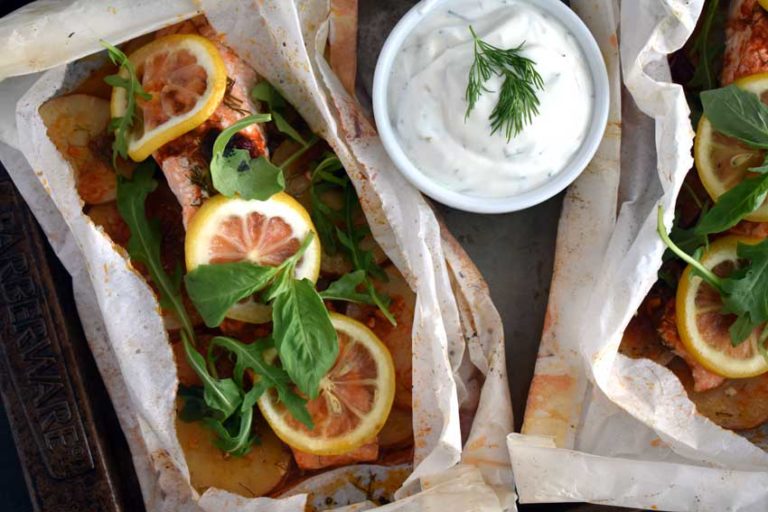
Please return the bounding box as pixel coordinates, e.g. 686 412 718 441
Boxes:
0 1 513 510
511 1 768 510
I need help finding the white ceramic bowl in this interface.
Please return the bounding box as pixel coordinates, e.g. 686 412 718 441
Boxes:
372 0 610 214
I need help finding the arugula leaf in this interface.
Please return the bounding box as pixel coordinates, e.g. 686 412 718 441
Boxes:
271 278 338 399
701 85 768 149
309 156 396 324
177 386 209 422
210 114 285 200
210 337 313 429
117 161 196 336
185 262 279 327
659 206 768 347
320 270 375 304
748 154 768 174
663 224 708 263
102 41 152 168
251 82 307 145
338 184 395 323
687 0 724 93
719 238 768 343
728 314 756 347
694 173 768 235
657 206 724 292
182 334 242 419
310 155 346 254
118 163 262 454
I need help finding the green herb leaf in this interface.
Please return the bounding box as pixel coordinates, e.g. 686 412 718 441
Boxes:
210 337 313 429
213 153 285 200
182 334 242 419
687 0 724 93
310 155 346 254
204 385 264 456
185 263 278 327
719 238 768 344
465 26 544 140
102 41 152 168
657 205 724 292
664 224 708 263
728 314 756 347
694 173 768 235
178 386 209 422
251 82 307 145
210 114 285 200
117 161 196 336
308 156 396 323
701 85 768 149
320 270 375 304
271 278 338 399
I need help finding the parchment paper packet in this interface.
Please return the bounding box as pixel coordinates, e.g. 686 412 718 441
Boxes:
510 1 768 510
0 1 513 510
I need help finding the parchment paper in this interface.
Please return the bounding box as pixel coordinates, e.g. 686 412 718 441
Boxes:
511 1 768 510
0 1 513 510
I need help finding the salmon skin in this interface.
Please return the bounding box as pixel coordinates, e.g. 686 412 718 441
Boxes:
152 18 268 228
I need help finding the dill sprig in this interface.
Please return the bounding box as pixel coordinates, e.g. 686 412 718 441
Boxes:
465 26 544 141
223 77 250 116
102 41 151 168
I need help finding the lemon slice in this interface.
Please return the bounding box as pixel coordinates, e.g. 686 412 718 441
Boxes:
110 34 227 162
695 73 768 221
760 0 768 11
676 235 768 378
258 313 396 456
185 193 321 323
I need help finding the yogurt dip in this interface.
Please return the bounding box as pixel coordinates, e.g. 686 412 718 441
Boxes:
387 0 594 198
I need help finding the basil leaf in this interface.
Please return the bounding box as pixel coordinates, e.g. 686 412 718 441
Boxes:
694 173 768 235
320 270 375 304
701 85 768 149
185 262 279 327
251 81 306 145
209 114 285 200
272 279 338 399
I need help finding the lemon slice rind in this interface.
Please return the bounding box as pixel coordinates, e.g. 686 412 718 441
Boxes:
257 313 396 456
110 34 227 162
676 236 768 379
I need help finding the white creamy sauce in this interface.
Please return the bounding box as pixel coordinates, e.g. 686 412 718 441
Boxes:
388 0 594 197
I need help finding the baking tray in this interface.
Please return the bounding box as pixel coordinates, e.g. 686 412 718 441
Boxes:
0 0 630 510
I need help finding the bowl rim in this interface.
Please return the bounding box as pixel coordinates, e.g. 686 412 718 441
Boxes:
372 0 611 214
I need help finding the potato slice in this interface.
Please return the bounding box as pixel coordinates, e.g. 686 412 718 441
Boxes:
39 94 129 204
346 264 414 408
378 406 413 450
669 358 768 430
175 418 291 497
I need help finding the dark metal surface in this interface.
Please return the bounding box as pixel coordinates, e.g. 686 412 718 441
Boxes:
0 163 145 511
